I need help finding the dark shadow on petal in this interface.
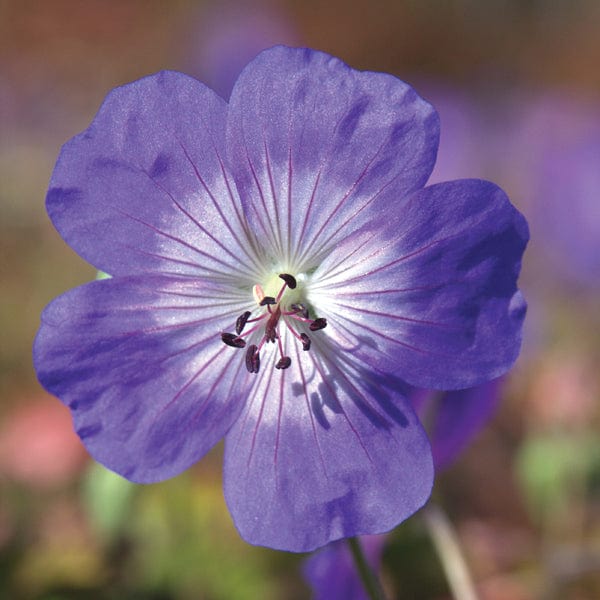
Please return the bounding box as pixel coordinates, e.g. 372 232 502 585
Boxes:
310 392 330 430
318 381 343 415
337 96 370 142
307 336 412 432
150 153 170 178
77 423 103 440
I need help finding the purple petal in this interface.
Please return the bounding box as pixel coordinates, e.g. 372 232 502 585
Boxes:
304 535 386 600
225 45 439 267
412 378 503 470
46 71 261 281
33 275 252 483
313 179 528 390
222 336 433 552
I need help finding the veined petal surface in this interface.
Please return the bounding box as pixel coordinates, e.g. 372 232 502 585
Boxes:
33 275 252 483
46 71 263 282
223 333 433 552
311 179 528 390
225 46 440 270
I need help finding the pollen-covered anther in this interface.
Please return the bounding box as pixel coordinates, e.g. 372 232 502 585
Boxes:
235 311 252 334
221 332 246 348
309 318 327 331
278 273 297 289
275 356 292 370
300 333 311 351
245 344 260 373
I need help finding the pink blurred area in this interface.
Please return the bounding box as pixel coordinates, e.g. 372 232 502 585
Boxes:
0 394 87 488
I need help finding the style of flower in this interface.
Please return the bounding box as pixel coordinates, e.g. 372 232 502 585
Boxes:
34 46 527 552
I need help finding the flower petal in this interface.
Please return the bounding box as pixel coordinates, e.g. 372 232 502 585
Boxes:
46 71 262 281
410 378 503 470
304 535 386 600
33 275 252 483
313 179 528 389
429 378 503 469
225 46 439 269
222 337 433 552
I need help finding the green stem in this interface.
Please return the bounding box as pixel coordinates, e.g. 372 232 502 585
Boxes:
347 536 387 600
423 504 479 600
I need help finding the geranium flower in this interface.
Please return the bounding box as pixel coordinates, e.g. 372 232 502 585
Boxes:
34 46 527 552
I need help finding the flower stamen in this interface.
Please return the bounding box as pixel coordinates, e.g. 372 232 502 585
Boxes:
224 273 327 373
245 344 260 373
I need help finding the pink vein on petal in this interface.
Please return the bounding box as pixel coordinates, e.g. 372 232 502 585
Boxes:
176 139 264 277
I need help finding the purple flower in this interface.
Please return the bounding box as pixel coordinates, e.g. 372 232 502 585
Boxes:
411 378 503 470
33 46 527 552
185 2 298 99
304 535 386 600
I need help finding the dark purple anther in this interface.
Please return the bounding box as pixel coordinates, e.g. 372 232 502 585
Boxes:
235 311 252 334
221 332 247 348
279 273 297 289
309 318 327 331
260 296 276 306
275 356 292 370
245 344 260 373
300 333 311 351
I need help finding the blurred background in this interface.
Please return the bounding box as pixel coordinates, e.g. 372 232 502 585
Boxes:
1 0 600 598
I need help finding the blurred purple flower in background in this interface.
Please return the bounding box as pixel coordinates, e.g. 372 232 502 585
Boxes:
304 534 386 600
34 46 527 551
412 378 503 470
508 93 600 290
183 0 298 99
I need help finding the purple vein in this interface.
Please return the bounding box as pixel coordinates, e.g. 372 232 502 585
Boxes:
296 135 390 267
293 342 329 479
310 352 374 465
247 363 276 469
113 206 246 276
118 243 222 277
329 301 458 330
306 162 409 261
183 347 249 439
150 344 226 424
274 369 285 488
262 136 285 258
317 235 456 291
176 139 264 277
293 107 348 259
332 311 451 358
143 165 243 265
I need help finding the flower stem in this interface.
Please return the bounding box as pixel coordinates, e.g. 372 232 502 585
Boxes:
347 537 387 600
423 503 479 600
